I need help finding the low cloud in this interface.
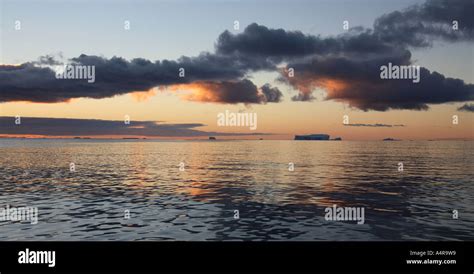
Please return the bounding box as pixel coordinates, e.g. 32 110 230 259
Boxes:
0 117 271 137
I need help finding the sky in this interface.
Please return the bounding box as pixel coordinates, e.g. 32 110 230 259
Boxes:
0 0 473 140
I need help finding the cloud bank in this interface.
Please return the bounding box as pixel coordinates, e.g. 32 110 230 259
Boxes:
0 117 271 137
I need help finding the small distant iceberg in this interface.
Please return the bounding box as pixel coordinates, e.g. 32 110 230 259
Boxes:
383 138 400 141
294 134 330 140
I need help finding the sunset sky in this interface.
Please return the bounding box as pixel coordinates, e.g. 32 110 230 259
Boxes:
0 0 473 140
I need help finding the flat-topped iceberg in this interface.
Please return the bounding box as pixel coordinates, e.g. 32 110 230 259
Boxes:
294 134 330 140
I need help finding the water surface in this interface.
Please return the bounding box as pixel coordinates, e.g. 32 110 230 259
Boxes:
0 139 472 240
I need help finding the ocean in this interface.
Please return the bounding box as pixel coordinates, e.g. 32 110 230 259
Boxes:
0 139 472 240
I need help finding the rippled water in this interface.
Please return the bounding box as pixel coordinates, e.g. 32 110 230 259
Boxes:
0 139 473 241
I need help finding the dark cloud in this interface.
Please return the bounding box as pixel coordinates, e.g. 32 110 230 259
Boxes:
0 53 272 103
373 0 474 47
0 117 271 137
216 23 329 57
171 80 282 104
260 84 283 103
214 1 473 110
291 93 315 102
271 0 473 109
344 123 406 127
458 103 474 112
35 54 64 66
281 55 474 110
216 23 401 61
